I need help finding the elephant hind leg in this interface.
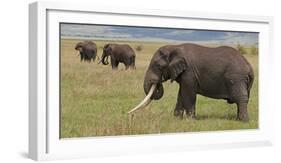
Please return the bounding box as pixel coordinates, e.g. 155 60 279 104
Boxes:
236 100 249 122
129 64 136 70
92 55 96 62
130 56 136 69
125 65 129 70
231 97 249 121
225 75 250 121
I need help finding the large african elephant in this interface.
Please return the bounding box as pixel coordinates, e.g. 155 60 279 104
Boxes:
75 41 97 62
100 44 136 70
129 43 254 122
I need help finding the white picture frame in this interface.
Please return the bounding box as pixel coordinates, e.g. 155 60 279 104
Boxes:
29 1 274 161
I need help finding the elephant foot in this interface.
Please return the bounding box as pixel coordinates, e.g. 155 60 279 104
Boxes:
173 109 184 118
237 113 249 122
186 110 196 119
237 102 249 122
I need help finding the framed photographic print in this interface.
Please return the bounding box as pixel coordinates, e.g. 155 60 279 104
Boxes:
29 1 274 161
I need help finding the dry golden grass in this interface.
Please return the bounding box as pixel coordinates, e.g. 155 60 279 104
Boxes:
60 39 258 138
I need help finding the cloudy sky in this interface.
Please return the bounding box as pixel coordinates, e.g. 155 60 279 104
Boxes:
61 23 258 45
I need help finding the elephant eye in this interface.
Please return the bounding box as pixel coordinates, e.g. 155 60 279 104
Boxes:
164 56 169 62
159 54 168 62
154 62 167 70
155 63 161 68
152 62 161 70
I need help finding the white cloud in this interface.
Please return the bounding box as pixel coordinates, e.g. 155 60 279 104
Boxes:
61 24 258 45
220 32 258 45
61 24 133 39
166 30 195 36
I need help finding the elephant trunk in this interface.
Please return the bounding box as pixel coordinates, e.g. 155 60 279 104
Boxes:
101 54 109 65
143 69 164 100
144 82 164 100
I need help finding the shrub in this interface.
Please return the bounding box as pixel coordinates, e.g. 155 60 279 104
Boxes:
136 45 143 51
250 45 258 55
236 43 247 55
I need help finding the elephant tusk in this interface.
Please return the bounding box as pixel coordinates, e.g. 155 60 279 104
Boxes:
128 84 156 114
105 56 109 64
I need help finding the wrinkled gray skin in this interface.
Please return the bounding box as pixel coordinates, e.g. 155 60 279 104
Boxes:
75 41 97 62
144 43 254 121
101 44 136 70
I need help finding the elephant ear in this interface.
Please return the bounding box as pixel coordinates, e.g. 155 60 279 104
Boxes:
75 42 83 50
76 44 84 53
104 44 112 54
168 52 187 81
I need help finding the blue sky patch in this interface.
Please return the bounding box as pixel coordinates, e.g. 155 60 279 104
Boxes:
61 23 258 45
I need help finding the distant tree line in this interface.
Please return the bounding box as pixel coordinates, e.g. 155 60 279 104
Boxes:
236 43 258 55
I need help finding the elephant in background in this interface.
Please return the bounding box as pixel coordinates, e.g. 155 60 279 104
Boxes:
100 43 136 70
75 41 98 62
130 43 254 122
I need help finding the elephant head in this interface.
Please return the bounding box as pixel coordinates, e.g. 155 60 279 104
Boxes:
100 44 112 65
129 46 187 113
75 42 84 53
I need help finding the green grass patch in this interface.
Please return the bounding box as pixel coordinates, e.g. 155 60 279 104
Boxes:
60 39 258 138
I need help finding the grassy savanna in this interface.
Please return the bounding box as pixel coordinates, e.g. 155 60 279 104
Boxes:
60 39 258 138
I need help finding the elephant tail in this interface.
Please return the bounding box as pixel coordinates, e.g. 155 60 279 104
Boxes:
247 71 254 98
131 55 136 69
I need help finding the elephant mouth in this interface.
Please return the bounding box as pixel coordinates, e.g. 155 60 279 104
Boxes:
128 71 166 114
144 81 164 100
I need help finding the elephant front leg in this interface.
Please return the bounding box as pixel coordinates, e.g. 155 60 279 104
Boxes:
237 102 249 122
80 53 84 62
111 58 119 70
174 90 184 118
124 64 130 70
180 83 197 119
